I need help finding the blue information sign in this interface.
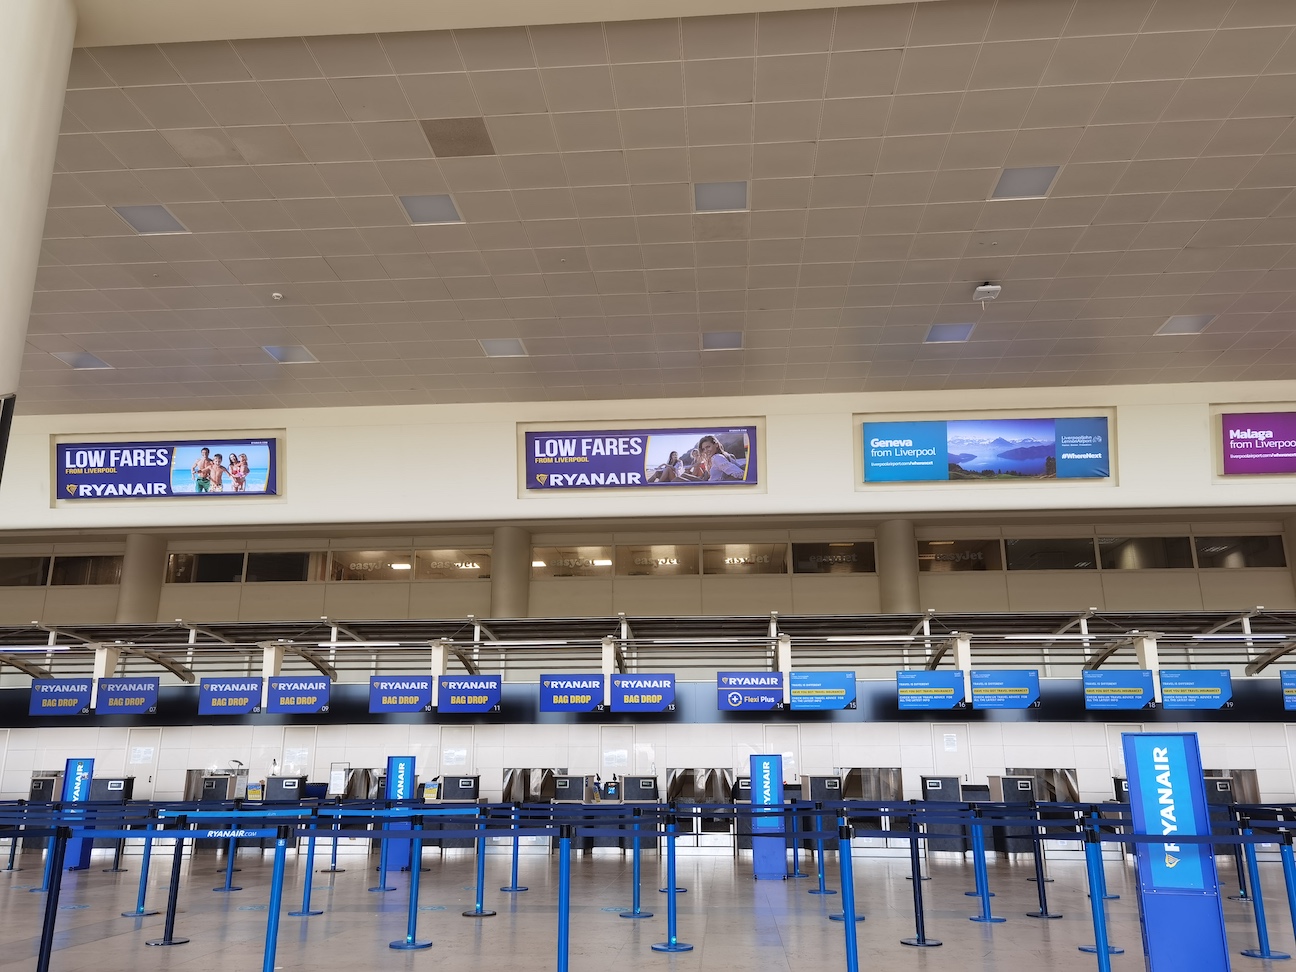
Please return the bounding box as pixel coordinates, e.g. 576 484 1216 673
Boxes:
1159 670 1233 710
96 677 159 715
29 678 92 716
540 674 605 712
267 676 330 714
896 670 965 709
1123 733 1228 971
385 756 417 868
62 757 95 869
198 677 262 715
610 674 676 712
970 670 1040 709
789 671 857 710
718 671 783 711
1082 669 1155 710
369 676 433 713
439 675 502 713
1282 671 1296 711
749 754 785 881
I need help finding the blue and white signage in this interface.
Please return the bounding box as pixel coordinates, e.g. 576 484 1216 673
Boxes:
29 678 92 716
385 755 417 868
198 677 262 715
749 754 786 881
540 674 605 712
610 674 676 712
789 671 857 710
439 675 502 713
970 670 1040 709
1159 670 1233 710
718 671 784 711
369 676 433 713
1083 669 1155 710
896 670 966 709
526 426 757 489
56 437 278 499
1282 671 1296 711
96 677 159 715
61 757 96 868
267 676 330 714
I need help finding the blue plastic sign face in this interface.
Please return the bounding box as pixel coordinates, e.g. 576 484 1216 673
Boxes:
96 677 159 714
267 676 330 714
1124 734 1214 891
1283 671 1296 710
896 670 966 709
1159 670 1233 710
56 438 278 499
1083 670 1155 710
198 677 262 715
718 671 784 710
61 758 94 802
789 671 857 710
29 678 92 716
369 676 433 713
749 754 786 881
863 416 1109 483
540 674 605 712
970 670 1040 709
525 426 758 489
610 674 676 712
439 675 502 712
386 756 416 800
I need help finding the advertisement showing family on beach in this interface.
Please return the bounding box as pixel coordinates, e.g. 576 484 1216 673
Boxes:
56 437 278 499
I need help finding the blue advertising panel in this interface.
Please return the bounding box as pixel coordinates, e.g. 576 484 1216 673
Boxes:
62 757 95 869
789 671 857 710
28 678 92 716
540 674 605 712
439 675 502 713
56 437 278 499
95 677 159 715
1159 670 1233 710
525 426 757 490
718 671 784 711
970 670 1040 709
1083 669 1155 710
1282 670 1296 711
385 756 417 868
862 416 1110 483
1122 733 1229 972
198 677 262 715
610 674 676 712
369 676 433 713
749 754 785 881
896 670 966 710
266 676 330 714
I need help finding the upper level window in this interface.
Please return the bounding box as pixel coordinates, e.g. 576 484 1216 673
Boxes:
0 557 51 587
50 555 123 585
615 544 699 576
245 552 318 582
329 551 413 582
167 553 246 583
415 549 491 580
918 540 1003 572
1098 537 1194 569
1194 536 1286 569
1005 538 1097 570
532 547 613 578
703 543 788 574
791 543 876 574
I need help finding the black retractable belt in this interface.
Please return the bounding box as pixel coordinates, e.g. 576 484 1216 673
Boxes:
901 812 940 947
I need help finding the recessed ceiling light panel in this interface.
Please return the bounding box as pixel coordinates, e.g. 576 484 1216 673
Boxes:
263 345 318 364
990 165 1060 199
399 194 462 225
702 330 743 351
52 351 113 370
1156 314 1215 336
694 181 748 212
419 117 496 158
925 323 975 343
112 204 188 235
480 338 528 357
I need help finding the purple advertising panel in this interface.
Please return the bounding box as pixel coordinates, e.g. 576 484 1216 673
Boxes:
1222 412 1296 475
525 426 758 490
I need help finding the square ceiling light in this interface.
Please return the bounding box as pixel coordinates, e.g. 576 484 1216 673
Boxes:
263 345 318 364
1156 314 1215 336
420 117 496 158
399 194 462 225
702 330 743 351
990 165 1060 199
112 204 188 235
480 338 528 357
925 323 975 343
694 181 748 212
52 351 112 370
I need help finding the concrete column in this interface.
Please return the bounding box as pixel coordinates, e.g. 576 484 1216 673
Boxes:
489 525 531 618
0 0 76 484
114 533 167 623
876 519 921 614
1283 516 1296 603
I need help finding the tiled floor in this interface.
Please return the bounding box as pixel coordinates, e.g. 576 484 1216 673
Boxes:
1 843 1290 971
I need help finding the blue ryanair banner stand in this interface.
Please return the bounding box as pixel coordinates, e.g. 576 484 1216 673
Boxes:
750 754 785 881
62 757 95 869
1123 732 1230 972
386 756 416 870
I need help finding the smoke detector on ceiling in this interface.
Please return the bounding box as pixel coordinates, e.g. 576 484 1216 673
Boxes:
973 283 1001 303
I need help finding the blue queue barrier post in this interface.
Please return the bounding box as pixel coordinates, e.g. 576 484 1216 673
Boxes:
4 830 18 871
214 832 241 893
501 803 527 893
968 810 1005 923
809 802 836 896
321 800 345 873
463 806 497 918
391 816 432 951
1280 832 1296 943
557 825 573 972
259 827 290 972
146 822 191 947
652 813 693 952
369 812 395 893
1078 826 1122 966
34 826 69 972
621 806 652 919
900 812 940 947
788 800 808 879
659 801 688 893
1240 819 1290 960
1084 808 1117 901
835 823 861 972
1025 801 1052 884
122 811 161 917
963 804 992 898
1230 806 1253 903
32 836 54 893
289 814 323 918
1027 805 1061 919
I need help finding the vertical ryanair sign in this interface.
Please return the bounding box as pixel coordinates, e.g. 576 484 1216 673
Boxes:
749 754 785 880
385 756 417 869
1122 733 1228 971
62 757 95 870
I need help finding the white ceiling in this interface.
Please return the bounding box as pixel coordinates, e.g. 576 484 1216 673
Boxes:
23 0 1296 414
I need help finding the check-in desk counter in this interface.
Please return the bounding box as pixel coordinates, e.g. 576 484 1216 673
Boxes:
428 775 481 849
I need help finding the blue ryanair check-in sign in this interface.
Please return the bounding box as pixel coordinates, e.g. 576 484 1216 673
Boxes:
438 675 502 713
610 674 676 712
970 669 1040 709
749 754 785 881
540 674 604 712
96 677 159 714
62 757 95 869
369 676 433 713
1282 670 1296 710
198 677 262 715
1159 669 1233 710
717 671 783 711
1082 670 1154 710
386 756 416 869
896 670 965 709
267 676 330 714
29 679 92 716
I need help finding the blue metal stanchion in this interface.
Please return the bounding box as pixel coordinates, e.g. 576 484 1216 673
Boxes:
964 805 993 897
289 819 323 917
4 832 19 871
901 813 940 947
1231 806 1253 902
1078 826 1123 960
260 828 289 972
836 824 861 972
34 827 68 972
122 815 160 917
809 804 836 896
146 825 191 947
1281 833 1296 943
1027 806 1061 919
829 814 865 923
1085 809 1117 900
968 812 1005 923
621 806 652 919
557 826 573 972
463 807 496 917
659 801 687 893
788 801 808 878
31 836 54 893
500 803 527 893
652 815 692 952
1240 821 1290 960
213 833 241 892
321 801 345 873
369 819 395 892
391 816 432 950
